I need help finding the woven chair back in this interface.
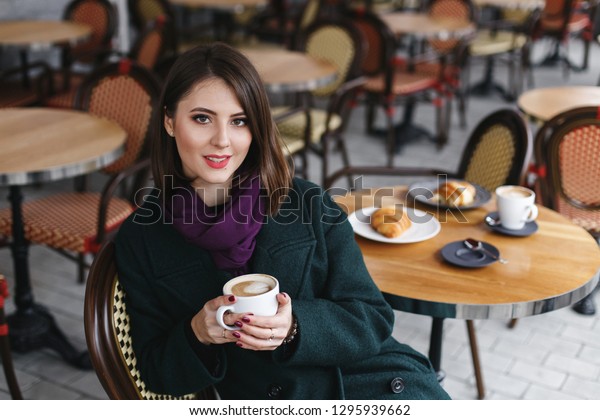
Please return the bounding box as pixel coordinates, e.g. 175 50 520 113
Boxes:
459 109 531 191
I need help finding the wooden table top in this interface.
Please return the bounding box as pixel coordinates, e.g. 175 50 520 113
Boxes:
169 0 267 10
473 0 544 10
334 185 600 320
380 12 475 40
240 47 338 93
517 86 600 123
0 20 91 49
0 108 126 186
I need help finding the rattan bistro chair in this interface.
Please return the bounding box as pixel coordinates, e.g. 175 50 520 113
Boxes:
0 60 161 284
325 108 531 400
272 18 365 184
45 0 118 108
531 106 600 314
85 241 215 399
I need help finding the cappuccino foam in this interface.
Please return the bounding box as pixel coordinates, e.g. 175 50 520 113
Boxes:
498 187 531 199
231 280 272 297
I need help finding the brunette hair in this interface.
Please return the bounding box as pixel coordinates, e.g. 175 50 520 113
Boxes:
151 42 292 215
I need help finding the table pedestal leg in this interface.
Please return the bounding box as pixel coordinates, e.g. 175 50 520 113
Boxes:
429 317 446 383
469 56 513 101
6 186 91 370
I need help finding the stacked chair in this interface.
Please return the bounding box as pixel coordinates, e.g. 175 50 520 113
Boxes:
0 60 161 284
325 108 532 400
85 241 215 399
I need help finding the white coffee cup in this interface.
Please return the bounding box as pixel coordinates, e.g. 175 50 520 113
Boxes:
216 274 279 331
495 185 539 230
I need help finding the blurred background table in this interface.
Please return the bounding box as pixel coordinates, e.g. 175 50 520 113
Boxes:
241 47 337 93
0 107 125 369
518 85 600 123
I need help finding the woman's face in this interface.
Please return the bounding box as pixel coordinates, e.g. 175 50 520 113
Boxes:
164 77 252 190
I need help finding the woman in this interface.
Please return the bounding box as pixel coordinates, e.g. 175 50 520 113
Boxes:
115 43 449 400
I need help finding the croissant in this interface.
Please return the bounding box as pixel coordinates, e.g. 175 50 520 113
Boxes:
370 206 412 238
434 181 476 206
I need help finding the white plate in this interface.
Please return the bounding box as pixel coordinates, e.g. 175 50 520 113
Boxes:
348 207 441 244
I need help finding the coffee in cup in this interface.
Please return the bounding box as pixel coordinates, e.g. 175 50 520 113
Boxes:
216 274 279 331
495 185 538 230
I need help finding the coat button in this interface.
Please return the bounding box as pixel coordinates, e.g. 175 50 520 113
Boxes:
267 384 282 399
390 377 405 394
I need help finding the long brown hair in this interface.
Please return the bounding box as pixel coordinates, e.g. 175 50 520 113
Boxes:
151 42 292 215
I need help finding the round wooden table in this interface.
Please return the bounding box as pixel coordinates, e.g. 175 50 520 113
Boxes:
0 20 91 49
240 48 338 93
518 86 600 123
0 108 126 368
335 185 599 398
473 0 543 10
169 0 267 11
380 12 475 40
335 185 599 319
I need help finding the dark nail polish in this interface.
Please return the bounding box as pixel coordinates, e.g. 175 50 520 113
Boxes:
242 316 251 323
236 341 243 347
232 331 241 338
228 295 235 302
234 321 243 328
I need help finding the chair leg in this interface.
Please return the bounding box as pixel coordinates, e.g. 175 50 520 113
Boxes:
1 337 23 399
466 320 485 400
507 318 518 329
78 252 86 284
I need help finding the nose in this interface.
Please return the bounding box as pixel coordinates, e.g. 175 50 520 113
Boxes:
210 123 230 149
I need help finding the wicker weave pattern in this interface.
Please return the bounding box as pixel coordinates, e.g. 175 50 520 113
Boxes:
70 1 111 59
429 0 470 20
463 124 515 191
554 125 600 232
306 26 356 97
0 193 133 253
113 279 197 400
88 76 153 173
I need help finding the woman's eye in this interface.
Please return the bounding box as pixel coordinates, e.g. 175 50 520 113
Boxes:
231 118 247 127
193 114 210 124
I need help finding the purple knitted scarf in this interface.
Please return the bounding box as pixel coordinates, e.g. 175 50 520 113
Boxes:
164 174 265 275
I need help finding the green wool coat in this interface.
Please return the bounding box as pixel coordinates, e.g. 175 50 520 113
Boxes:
115 178 450 400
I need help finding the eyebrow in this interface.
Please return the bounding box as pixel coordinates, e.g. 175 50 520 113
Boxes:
189 107 246 117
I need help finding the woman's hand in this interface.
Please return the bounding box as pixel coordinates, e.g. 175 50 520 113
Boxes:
190 294 253 345
234 292 293 351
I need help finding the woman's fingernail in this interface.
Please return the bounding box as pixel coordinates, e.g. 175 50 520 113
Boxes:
232 331 241 338
236 341 243 348
242 316 251 323
228 295 235 302
234 321 243 328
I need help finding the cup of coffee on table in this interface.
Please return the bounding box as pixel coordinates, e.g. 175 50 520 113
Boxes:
216 274 279 330
495 185 538 230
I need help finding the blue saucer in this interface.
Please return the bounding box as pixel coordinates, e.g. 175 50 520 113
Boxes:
440 240 500 268
484 212 538 237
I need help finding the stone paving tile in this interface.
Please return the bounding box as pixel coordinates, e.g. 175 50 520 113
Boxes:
544 353 600 381
523 384 580 400
509 360 568 390
562 376 600 400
